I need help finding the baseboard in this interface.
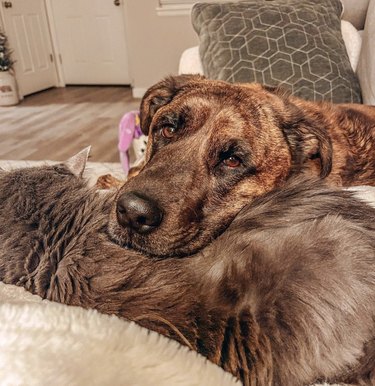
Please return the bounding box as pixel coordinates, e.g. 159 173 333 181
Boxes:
132 88 147 99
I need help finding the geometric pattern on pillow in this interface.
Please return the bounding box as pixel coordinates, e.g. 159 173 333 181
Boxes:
192 0 362 103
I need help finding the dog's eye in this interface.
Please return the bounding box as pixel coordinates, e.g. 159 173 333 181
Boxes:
223 156 242 168
160 126 177 139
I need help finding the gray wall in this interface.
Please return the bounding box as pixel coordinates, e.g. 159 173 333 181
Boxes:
123 0 199 96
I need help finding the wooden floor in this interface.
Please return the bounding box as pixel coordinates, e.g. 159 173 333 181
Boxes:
0 86 141 162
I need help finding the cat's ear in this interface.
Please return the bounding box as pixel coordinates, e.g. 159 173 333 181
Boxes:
64 146 91 178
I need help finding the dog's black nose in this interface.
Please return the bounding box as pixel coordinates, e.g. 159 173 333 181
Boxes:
116 192 163 234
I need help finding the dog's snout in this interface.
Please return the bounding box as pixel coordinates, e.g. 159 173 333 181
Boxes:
116 192 163 234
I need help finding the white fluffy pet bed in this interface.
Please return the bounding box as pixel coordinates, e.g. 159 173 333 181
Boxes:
0 282 239 386
1 159 374 386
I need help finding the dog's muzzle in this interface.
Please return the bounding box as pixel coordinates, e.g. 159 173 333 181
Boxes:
116 192 163 234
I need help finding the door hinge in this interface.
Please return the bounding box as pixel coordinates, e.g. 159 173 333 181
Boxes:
49 53 54 62
3 2 13 9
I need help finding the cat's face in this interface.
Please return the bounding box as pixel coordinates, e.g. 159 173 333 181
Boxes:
0 148 90 221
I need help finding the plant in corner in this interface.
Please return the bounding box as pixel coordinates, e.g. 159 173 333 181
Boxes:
0 29 19 106
0 31 14 71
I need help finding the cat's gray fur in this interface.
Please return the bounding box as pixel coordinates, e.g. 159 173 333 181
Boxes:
0 157 374 386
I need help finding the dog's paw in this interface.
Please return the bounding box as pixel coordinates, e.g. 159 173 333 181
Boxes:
96 174 124 190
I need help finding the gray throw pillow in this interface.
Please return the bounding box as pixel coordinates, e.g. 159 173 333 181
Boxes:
192 0 362 103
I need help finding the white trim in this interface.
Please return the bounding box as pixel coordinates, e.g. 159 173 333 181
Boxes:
156 1 227 17
0 7 5 29
160 0 196 4
44 0 65 87
132 87 147 99
156 3 193 16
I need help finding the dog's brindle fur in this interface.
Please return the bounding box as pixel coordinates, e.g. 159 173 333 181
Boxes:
0 161 375 385
109 75 375 257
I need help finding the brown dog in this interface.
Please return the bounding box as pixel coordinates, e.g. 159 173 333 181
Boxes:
109 75 375 257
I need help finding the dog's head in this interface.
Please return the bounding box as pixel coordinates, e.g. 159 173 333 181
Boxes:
109 75 332 257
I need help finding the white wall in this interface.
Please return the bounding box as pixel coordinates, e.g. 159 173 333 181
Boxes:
123 0 199 97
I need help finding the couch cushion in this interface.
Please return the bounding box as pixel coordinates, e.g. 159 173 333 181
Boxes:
341 0 369 30
192 0 362 103
357 0 375 105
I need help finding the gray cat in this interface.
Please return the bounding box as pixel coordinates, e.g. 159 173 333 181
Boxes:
0 149 374 386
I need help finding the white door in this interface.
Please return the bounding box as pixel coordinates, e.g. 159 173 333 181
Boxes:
51 0 130 85
1 0 58 97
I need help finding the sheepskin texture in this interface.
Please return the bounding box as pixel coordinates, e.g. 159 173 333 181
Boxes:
0 282 239 386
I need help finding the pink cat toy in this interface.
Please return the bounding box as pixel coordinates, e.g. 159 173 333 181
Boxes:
118 110 146 176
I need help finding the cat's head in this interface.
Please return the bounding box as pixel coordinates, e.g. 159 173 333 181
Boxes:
0 147 91 221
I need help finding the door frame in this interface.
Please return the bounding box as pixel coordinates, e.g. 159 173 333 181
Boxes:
45 0 65 87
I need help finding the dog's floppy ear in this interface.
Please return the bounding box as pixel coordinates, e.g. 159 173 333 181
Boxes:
283 121 333 178
140 74 205 135
271 93 333 178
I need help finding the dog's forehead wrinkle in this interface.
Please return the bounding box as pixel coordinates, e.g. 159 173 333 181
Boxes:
152 96 212 134
180 92 232 119
180 96 213 130
212 108 245 132
183 95 211 109
217 106 243 120
151 107 177 129
208 126 250 158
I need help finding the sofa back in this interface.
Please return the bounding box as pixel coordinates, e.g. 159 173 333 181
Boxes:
341 0 369 29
